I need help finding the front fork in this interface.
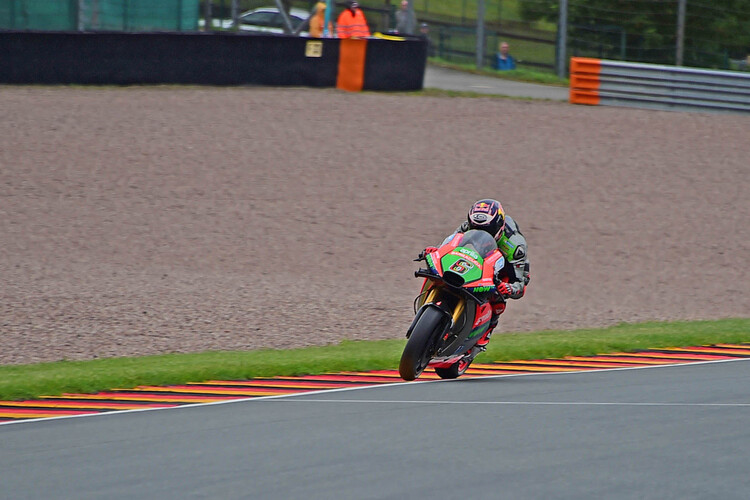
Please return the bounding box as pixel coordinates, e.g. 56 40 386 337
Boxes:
406 287 465 339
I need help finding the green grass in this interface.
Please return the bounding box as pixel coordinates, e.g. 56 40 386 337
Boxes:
428 58 568 86
407 0 554 31
0 318 748 401
504 36 558 67
415 88 542 100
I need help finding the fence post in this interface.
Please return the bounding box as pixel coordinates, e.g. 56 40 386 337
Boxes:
70 0 78 30
476 0 485 69
556 0 568 78
438 26 445 59
232 0 239 29
676 0 686 66
204 0 212 31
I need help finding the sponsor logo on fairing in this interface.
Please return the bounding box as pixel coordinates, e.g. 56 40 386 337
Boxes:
426 254 435 271
454 247 481 261
473 308 492 327
449 251 481 268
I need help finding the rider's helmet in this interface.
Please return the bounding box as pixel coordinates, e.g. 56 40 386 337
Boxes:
467 199 505 239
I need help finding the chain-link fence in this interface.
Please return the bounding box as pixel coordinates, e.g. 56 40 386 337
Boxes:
413 0 750 72
0 0 200 31
3 0 748 73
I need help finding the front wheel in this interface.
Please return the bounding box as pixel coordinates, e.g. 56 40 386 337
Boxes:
399 307 446 381
434 355 474 379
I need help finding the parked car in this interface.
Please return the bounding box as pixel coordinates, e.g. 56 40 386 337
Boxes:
232 7 310 35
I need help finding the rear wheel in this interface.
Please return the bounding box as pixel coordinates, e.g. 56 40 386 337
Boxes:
399 307 446 381
434 354 473 379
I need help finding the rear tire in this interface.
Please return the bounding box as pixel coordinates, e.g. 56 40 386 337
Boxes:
434 355 473 379
399 307 446 381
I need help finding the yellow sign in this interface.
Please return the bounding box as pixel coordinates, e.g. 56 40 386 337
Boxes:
305 41 323 58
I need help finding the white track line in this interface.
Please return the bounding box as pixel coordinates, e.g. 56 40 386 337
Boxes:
1 357 747 427
266 399 750 408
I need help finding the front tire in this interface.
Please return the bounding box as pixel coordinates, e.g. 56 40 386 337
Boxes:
399 307 446 381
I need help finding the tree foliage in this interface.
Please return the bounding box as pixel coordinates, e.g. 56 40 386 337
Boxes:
519 0 750 67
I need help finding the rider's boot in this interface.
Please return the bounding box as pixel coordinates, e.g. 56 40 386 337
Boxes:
474 321 496 349
474 302 506 350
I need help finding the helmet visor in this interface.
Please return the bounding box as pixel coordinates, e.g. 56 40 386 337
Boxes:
468 201 504 237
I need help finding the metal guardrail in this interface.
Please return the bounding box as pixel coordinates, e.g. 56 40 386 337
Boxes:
570 57 750 114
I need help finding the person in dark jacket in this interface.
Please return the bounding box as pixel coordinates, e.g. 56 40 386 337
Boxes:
495 41 516 70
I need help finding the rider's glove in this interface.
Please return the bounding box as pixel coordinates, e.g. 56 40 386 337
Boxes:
496 282 513 298
418 246 438 260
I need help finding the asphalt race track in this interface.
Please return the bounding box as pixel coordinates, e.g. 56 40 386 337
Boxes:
423 65 569 100
2 359 749 499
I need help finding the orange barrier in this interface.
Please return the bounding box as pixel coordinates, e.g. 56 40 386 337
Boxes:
569 57 602 105
336 38 368 92
570 57 602 75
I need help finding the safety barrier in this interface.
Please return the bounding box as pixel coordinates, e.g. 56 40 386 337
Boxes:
569 57 750 114
0 31 427 91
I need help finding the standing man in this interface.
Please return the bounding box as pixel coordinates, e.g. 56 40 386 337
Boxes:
336 0 370 38
395 0 417 35
495 41 517 70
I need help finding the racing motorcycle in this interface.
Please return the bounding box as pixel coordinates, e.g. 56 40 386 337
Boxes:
399 229 504 381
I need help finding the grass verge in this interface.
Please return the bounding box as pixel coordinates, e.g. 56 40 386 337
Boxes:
1 318 748 401
428 58 568 86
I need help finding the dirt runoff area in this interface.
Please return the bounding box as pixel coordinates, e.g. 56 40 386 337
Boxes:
0 86 748 365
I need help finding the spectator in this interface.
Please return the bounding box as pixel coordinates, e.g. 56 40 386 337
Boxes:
419 22 435 56
495 41 516 71
309 1 333 37
395 0 417 35
336 0 370 38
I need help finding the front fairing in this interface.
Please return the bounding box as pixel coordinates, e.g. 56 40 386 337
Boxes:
424 230 504 292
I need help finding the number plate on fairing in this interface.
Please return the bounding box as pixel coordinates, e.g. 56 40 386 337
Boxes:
441 251 483 283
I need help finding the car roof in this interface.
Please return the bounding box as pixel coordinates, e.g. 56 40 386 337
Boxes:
240 7 310 19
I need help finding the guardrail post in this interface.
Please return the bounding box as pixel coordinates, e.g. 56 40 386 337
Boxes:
556 0 568 78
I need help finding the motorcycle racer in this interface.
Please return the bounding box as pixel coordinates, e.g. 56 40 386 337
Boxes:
422 199 530 349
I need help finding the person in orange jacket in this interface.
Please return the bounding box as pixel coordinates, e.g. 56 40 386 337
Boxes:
336 0 370 38
309 1 334 38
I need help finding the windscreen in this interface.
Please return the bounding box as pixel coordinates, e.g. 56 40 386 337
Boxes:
457 230 498 258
